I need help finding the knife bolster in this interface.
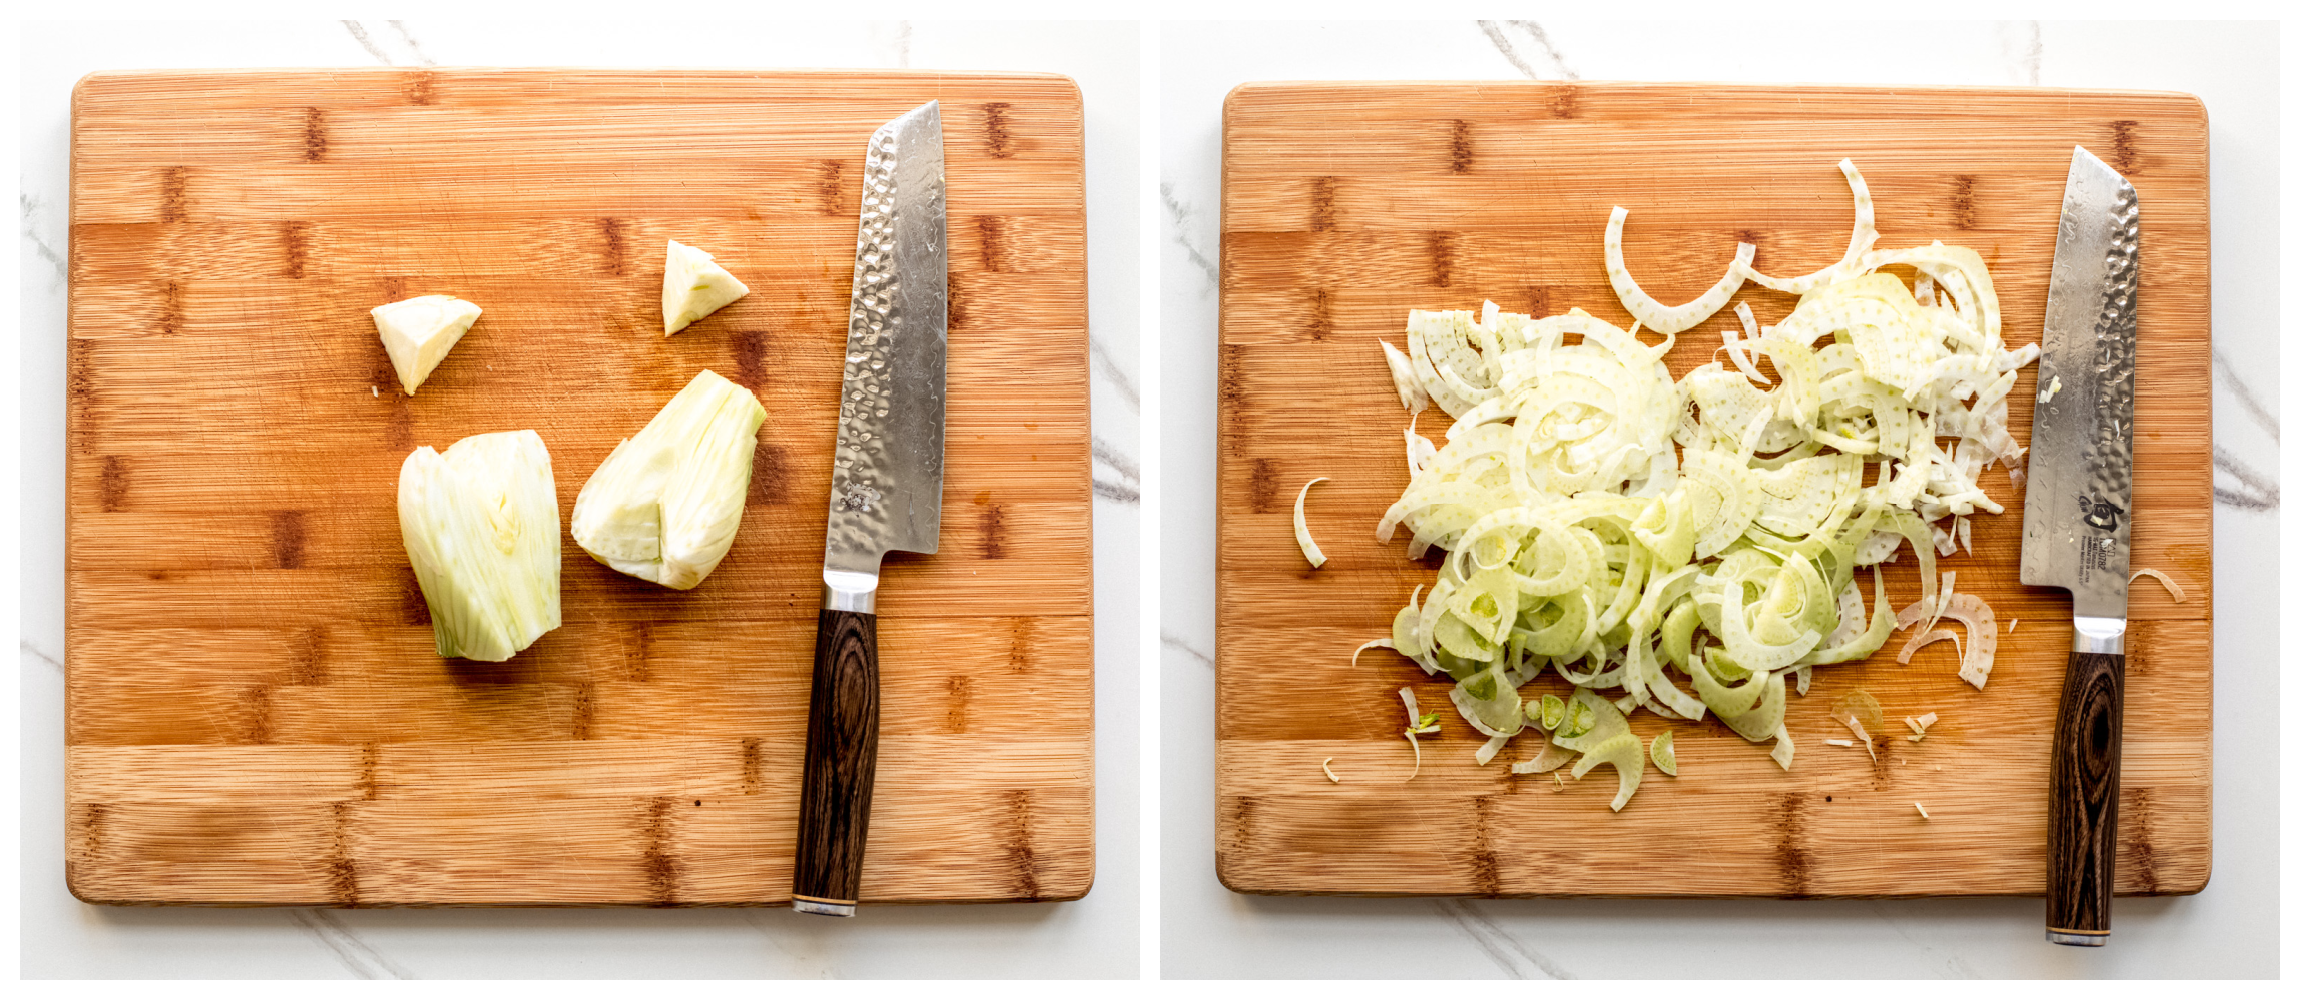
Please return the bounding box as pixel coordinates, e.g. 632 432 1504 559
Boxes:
823 569 879 614
2072 615 2125 655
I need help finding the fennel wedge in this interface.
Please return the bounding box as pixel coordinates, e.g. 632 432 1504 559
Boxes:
572 369 767 590
398 430 562 661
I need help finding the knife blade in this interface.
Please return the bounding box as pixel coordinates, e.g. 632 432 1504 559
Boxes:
793 100 947 918
2018 145 2138 947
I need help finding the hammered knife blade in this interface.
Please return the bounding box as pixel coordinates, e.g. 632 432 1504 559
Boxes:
792 100 947 918
2018 144 2138 947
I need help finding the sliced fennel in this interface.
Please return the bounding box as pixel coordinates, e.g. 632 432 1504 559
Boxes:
1401 687 1442 779
571 369 767 590
1295 478 1330 568
1381 340 1431 413
399 430 562 661
2131 567 2187 603
1937 592 2000 690
1358 158 2037 811
1605 206 1755 334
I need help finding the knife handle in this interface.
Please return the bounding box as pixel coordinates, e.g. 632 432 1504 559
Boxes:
2047 647 2125 946
793 604 880 917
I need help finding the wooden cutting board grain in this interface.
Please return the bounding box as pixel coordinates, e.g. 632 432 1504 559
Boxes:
1216 82 2210 897
66 69 1092 906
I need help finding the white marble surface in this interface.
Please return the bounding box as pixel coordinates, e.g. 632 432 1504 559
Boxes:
17 19 1140 978
1158 20 2279 978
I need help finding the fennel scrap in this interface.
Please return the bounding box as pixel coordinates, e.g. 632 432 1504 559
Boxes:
1295 478 1331 568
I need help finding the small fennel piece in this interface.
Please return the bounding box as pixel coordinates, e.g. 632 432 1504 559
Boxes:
373 294 482 395
1649 730 1678 776
1733 158 1879 294
1726 300 1771 384
1935 592 2000 690
1905 711 1938 743
1399 687 1442 779
1294 478 1330 568
1829 691 1885 762
571 369 768 590
1604 205 1756 334
1898 627 1962 667
2131 567 2187 603
662 239 752 335
1380 340 1430 413
398 430 562 661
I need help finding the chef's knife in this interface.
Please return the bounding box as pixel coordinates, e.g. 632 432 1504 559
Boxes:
793 101 947 918
2019 145 2138 947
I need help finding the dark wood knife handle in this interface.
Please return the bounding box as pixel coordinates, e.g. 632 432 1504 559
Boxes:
794 607 879 915
2047 649 2124 945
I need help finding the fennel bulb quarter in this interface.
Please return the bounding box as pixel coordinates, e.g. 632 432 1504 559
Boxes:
398 430 562 662
572 369 767 590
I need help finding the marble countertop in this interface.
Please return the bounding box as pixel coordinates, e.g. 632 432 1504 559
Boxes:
18 19 1140 979
1156 20 2279 979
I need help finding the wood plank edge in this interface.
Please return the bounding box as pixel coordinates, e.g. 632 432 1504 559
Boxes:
1223 79 2210 114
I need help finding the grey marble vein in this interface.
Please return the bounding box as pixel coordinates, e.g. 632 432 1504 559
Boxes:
2213 445 2278 512
1092 435 1139 485
1088 337 1139 411
1159 182 1218 289
1161 632 1213 669
288 910 412 980
1433 900 1572 979
1476 21 1577 82
2214 349 2279 442
386 21 436 67
22 639 64 673
1475 21 1541 79
2215 488 2275 512
1092 429 1140 502
1093 478 1140 504
341 21 394 66
22 193 66 282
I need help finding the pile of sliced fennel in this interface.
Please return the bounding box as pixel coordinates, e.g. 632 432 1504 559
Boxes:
1366 159 2034 811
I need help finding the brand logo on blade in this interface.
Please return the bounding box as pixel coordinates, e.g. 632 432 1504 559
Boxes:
2076 493 2124 532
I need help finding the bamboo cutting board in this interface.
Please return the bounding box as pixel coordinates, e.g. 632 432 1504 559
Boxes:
66 69 1091 906
1216 82 2210 897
